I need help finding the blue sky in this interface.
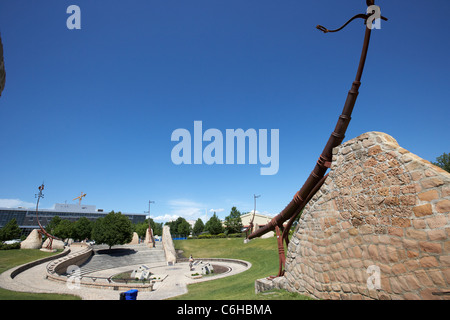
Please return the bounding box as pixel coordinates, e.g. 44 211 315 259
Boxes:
0 0 448 223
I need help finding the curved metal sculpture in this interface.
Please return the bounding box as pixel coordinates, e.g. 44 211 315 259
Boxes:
0 33 6 97
248 0 387 277
35 183 61 250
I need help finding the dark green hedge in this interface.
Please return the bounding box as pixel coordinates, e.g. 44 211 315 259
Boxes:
0 242 21 250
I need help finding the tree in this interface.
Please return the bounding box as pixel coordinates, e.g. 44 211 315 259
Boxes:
0 218 21 241
54 219 74 240
177 219 191 237
91 211 133 249
152 221 163 236
134 221 149 239
148 218 163 236
205 212 224 235
224 207 243 234
73 217 93 241
432 152 450 173
193 218 205 236
166 217 191 237
133 218 163 239
46 216 62 236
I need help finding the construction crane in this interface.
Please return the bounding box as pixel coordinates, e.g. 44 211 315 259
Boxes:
73 192 86 205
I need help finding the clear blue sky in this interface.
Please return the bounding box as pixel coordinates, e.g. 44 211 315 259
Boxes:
0 0 448 222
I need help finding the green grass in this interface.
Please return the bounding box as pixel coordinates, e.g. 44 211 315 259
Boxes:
172 237 313 300
0 249 81 300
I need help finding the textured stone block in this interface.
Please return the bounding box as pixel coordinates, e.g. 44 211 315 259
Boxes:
279 132 450 300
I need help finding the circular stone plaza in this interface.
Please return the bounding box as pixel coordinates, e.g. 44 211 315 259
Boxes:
0 241 251 300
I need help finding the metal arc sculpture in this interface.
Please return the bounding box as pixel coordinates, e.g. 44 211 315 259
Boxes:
35 183 61 250
247 1 387 277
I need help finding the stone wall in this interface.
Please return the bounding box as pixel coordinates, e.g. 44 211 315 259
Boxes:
10 247 71 279
51 244 93 275
281 131 450 300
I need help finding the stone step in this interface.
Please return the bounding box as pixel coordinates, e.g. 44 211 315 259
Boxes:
75 244 166 276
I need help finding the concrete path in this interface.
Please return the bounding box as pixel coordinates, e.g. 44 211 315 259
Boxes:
0 243 251 300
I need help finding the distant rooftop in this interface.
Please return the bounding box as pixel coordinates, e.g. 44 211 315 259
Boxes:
0 203 148 216
0 203 103 213
53 203 100 213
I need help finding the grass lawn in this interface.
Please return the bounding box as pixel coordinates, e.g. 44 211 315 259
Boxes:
0 249 81 300
172 237 313 300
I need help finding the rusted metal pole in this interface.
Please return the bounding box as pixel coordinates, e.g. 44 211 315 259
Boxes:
248 1 386 240
266 226 286 279
35 183 61 250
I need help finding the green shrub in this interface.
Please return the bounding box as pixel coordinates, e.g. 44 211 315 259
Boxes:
0 242 21 250
195 233 244 239
227 233 244 238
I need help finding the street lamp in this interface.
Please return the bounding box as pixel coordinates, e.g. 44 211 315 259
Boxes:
254 194 261 217
248 194 260 237
144 200 155 247
144 200 155 219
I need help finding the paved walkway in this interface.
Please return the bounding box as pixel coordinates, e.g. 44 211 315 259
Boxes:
0 244 251 300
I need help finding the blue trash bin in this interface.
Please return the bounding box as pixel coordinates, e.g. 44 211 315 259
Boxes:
124 289 138 300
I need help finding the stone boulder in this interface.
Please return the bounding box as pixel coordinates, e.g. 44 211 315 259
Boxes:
128 232 139 245
42 238 65 250
20 229 42 249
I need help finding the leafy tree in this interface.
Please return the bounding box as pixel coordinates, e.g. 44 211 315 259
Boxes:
193 218 205 236
166 217 191 237
133 218 163 239
165 220 176 235
432 152 450 173
91 211 133 249
134 221 149 239
148 218 163 236
224 207 243 234
46 215 62 236
177 219 191 237
205 212 224 235
0 218 21 241
152 221 163 236
73 217 93 241
54 219 74 240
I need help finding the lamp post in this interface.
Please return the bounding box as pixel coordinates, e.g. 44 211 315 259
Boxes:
249 194 260 236
144 200 155 219
144 200 155 247
254 194 260 217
